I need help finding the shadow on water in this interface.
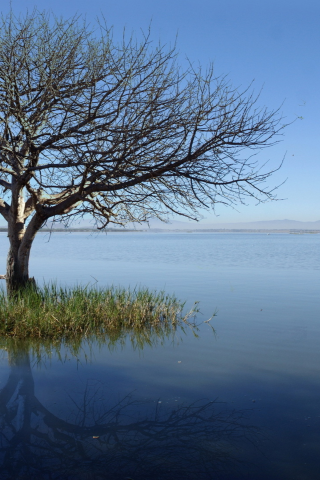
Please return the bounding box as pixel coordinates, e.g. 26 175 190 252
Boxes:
0 330 263 480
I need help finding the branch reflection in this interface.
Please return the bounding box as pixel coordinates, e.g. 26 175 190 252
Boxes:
0 336 261 479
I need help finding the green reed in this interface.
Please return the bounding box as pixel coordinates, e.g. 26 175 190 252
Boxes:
0 283 200 339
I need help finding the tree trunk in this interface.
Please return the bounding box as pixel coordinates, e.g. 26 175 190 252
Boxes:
6 243 34 294
6 211 44 295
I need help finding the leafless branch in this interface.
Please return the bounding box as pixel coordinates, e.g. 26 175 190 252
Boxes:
0 9 289 289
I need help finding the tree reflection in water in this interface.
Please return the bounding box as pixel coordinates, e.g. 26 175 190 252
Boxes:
0 335 262 480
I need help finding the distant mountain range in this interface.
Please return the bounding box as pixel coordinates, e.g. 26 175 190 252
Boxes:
1 218 319 232
151 219 320 230
46 218 320 231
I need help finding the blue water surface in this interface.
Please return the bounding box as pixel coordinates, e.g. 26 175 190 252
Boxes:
0 232 319 479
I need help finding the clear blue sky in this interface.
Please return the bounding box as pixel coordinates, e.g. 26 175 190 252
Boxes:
1 0 319 224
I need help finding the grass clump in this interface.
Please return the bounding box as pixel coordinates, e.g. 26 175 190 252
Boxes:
0 284 199 339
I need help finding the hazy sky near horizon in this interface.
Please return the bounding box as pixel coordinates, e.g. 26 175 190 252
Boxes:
0 0 319 225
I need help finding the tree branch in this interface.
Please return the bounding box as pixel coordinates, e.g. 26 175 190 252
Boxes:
0 197 10 221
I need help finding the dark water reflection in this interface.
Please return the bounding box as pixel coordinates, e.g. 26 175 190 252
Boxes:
0 337 263 480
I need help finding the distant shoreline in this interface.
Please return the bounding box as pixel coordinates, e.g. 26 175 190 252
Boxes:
0 228 319 234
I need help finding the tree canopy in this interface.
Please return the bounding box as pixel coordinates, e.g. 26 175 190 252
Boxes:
0 10 286 290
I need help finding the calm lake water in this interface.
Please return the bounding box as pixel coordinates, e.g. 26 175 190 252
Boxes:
0 231 319 479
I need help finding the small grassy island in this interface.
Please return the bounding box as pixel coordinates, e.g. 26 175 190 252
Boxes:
0 284 201 339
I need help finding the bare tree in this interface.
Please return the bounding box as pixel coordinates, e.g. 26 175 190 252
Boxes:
0 10 286 291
